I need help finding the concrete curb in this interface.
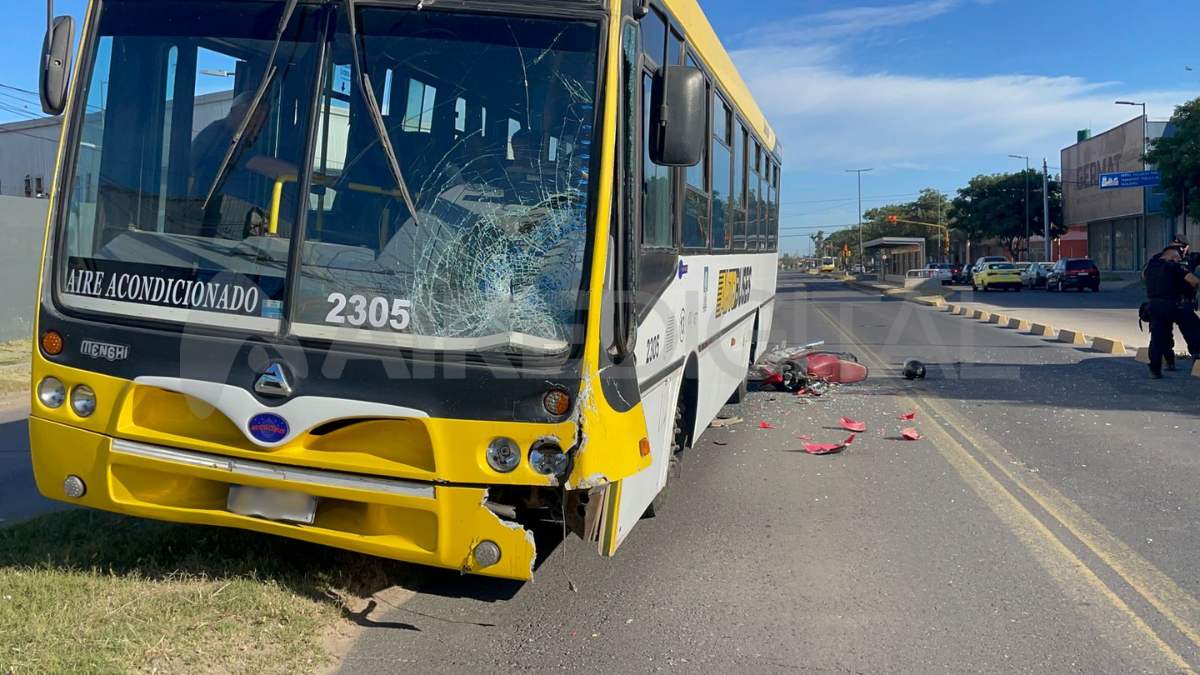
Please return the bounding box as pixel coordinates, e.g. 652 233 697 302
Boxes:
1091 337 1125 354
1193 361 1200 378
1057 329 1087 345
1030 323 1056 337
987 314 1008 325
841 279 948 309
972 309 991 321
1135 347 1150 364
1007 317 1031 330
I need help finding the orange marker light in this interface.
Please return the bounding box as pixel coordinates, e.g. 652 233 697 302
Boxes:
543 389 571 416
41 331 63 356
639 438 651 458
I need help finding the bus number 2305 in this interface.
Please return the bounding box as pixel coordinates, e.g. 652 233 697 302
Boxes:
325 292 412 330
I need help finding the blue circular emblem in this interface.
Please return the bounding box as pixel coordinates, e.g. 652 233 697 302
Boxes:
247 413 289 443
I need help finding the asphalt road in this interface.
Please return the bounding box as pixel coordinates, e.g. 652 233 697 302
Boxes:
0 403 58 525
340 273 1200 674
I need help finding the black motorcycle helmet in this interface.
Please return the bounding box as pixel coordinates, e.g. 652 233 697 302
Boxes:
902 359 926 380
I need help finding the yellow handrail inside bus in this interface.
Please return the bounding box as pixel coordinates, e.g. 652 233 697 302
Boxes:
269 173 409 236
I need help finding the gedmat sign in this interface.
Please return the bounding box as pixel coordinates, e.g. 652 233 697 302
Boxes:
63 257 284 317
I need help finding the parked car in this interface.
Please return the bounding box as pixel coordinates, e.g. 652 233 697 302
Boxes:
1021 261 1049 289
972 262 1023 292
1046 258 1100 292
924 263 955 285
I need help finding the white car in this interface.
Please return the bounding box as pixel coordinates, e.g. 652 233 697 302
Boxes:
922 263 954 285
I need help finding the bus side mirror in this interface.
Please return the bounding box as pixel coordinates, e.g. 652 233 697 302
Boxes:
40 15 75 116
649 66 704 167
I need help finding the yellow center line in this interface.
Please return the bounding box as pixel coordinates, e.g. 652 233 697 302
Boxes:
807 295 1195 672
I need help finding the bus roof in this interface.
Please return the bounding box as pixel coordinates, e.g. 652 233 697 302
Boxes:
661 0 781 161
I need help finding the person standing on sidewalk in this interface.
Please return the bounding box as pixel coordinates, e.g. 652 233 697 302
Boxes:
1144 246 1200 378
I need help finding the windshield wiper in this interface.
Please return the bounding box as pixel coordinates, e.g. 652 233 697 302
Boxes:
200 0 299 212
342 0 421 227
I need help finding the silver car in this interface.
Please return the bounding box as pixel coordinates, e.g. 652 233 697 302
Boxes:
1020 262 1049 289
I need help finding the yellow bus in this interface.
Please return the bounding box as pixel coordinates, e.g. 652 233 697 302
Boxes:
29 0 781 580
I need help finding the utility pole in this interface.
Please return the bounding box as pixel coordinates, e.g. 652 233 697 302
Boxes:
847 168 872 268
1009 155 1030 260
1043 158 1051 262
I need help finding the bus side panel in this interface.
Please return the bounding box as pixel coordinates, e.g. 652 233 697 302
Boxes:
693 311 754 445
607 371 681 549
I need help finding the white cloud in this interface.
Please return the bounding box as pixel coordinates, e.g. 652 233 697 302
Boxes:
730 3 1191 173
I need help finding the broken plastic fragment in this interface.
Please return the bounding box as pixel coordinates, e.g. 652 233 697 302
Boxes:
710 416 743 428
839 417 867 433
762 368 784 386
760 421 774 429
899 412 916 420
797 435 814 441
803 434 856 455
902 427 923 441
713 440 728 446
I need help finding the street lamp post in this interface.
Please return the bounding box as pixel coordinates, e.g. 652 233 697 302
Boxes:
1009 155 1029 261
1116 101 1151 248
846 168 873 270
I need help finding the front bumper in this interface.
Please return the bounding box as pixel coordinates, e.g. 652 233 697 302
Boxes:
29 416 537 580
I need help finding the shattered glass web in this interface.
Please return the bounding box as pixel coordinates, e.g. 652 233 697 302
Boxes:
299 19 596 352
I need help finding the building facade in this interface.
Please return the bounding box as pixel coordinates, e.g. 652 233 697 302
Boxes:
1061 116 1186 270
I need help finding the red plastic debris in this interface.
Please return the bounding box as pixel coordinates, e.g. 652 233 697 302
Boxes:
839 417 867 432
760 421 774 429
803 433 856 455
901 427 923 441
797 435 814 441
713 440 728 446
899 412 916 420
762 369 784 386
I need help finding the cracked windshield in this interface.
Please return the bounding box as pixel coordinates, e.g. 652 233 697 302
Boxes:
57 0 597 353
13 0 1200 673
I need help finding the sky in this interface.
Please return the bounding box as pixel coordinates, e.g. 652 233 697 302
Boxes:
1 0 1198 255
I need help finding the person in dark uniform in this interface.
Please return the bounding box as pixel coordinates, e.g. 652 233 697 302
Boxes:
1144 246 1200 378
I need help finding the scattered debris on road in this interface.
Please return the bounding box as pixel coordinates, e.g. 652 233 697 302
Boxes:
901 428 924 441
803 434 856 455
760 420 775 429
710 416 744 428
840 417 867 432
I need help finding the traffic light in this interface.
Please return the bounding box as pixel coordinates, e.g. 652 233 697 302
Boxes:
887 215 898 223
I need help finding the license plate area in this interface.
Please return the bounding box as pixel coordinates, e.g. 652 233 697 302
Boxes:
227 485 318 525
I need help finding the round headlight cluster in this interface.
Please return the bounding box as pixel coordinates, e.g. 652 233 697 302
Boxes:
530 442 570 479
486 438 521 473
37 377 66 409
70 385 97 417
37 378 98 418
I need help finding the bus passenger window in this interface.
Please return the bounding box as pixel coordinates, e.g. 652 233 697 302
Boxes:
643 73 672 248
711 98 732 251
643 10 667 64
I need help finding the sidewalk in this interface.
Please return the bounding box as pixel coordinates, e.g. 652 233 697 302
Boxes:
845 274 1165 354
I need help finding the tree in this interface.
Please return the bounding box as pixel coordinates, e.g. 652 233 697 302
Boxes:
948 171 1062 259
1144 97 1200 219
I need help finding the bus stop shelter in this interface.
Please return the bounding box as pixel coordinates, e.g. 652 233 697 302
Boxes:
863 237 926 284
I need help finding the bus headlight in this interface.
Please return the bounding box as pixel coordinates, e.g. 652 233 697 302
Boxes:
485 438 521 473
70 385 97 417
529 442 570 479
37 377 66 409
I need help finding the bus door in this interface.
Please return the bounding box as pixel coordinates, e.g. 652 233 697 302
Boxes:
599 13 685 555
